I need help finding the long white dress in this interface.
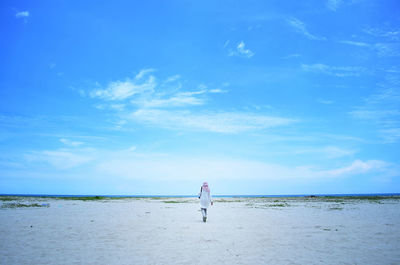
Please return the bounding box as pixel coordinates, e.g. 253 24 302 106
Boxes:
199 188 212 209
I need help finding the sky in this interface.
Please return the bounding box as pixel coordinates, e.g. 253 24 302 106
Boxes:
0 0 399 195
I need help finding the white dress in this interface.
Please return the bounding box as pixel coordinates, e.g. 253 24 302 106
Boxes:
199 189 212 209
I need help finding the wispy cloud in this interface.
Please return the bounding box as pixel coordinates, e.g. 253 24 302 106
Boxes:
130 109 295 133
24 149 94 170
95 152 396 182
374 43 400 57
327 0 362 12
11 146 398 189
349 109 400 120
340 40 400 57
339 40 371 47
326 0 343 11
293 146 356 159
88 68 296 133
60 138 84 147
342 26 400 57
89 69 215 109
164 75 181 83
287 18 326 41
15 11 29 18
132 92 206 108
301 63 367 77
350 72 400 143
364 27 400 41
282 54 301 59
379 128 400 144
90 69 156 100
317 98 334 104
228 41 255 58
323 159 390 177
209 88 228 93
223 40 230 48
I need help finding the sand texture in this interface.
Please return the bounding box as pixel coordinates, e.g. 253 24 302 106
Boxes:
1 196 400 265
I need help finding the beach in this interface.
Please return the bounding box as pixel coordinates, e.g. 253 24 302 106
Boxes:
1 196 400 265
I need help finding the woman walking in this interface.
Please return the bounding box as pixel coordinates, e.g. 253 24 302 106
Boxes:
198 182 213 222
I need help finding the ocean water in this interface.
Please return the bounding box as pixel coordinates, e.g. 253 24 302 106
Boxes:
1 193 399 198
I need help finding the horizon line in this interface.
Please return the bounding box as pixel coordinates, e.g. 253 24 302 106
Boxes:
1 193 399 198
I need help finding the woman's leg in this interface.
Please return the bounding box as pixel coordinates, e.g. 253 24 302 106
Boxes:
201 208 207 222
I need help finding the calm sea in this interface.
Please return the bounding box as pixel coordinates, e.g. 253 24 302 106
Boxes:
1 193 399 198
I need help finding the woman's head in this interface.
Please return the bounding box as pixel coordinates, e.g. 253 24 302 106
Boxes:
202 182 210 192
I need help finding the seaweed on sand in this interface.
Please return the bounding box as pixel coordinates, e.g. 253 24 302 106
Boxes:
1 203 50 208
163 200 191 203
51 196 107 201
267 203 289 207
214 198 244 203
329 207 343 210
0 196 20 201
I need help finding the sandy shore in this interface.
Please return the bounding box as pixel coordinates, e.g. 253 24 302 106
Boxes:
1 196 400 265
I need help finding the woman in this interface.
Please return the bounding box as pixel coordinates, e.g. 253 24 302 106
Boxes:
198 182 213 222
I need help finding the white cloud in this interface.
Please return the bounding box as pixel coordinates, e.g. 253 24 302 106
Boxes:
349 109 400 120
135 68 155 79
301 63 366 77
323 160 388 177
94 151 396 182
60 138 84 147
223 40 230 48
340 40 400 57
379 128 400 143
340 40 371 47
349 74 400 143
327 0 343 11
16 11 29 18
317 98 334 104
110 104 125 111
374 43 400 57
164 75 181 83
14 145 398 188
293 146 355 159
287 18 326 41
364 27 400 41
131 109 295 133
209 88 228 93
128 146 137 152
237 41 254 57
25 149 94 170
88 69 296 134
353 27 400 57
229 41 255 58
327 0 362 12
282 54 301 59
89 69 219 109
90 70 156 100
133 92 205 108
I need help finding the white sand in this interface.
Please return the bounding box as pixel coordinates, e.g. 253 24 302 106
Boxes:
1 197 400 265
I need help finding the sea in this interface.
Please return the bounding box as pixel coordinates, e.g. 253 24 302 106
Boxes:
1 193 399 198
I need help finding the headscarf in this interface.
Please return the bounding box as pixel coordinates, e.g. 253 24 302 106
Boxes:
202 182 210 193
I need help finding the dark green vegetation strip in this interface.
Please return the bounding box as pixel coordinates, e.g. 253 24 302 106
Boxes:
163 200 191 203
40 196 136 201
1 203 50 208
0 196 23 201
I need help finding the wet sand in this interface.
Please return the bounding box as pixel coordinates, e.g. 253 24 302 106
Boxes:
1 196 400 265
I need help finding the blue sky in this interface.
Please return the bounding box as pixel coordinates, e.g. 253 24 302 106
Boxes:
1 0 399 195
